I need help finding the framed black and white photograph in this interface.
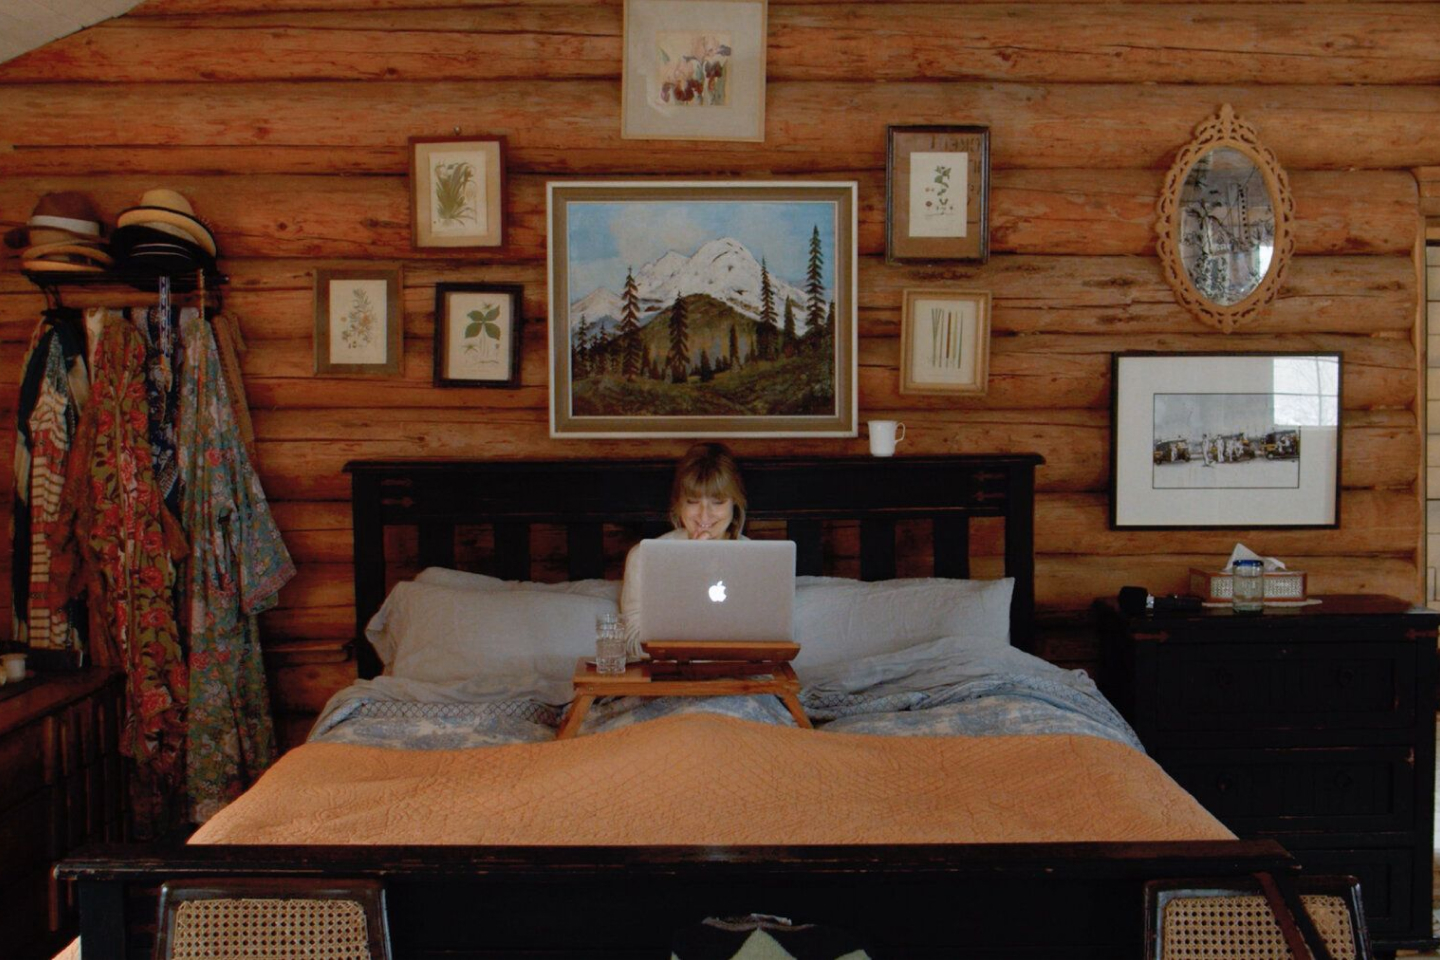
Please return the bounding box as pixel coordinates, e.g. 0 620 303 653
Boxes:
1110 352 1341 528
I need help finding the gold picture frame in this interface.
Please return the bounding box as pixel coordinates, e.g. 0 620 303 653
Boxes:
409 135 506 249
621 0 768 142
313 266 403 377
899 288 990 395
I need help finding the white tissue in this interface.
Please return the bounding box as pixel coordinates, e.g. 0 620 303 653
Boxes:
1224 543 1287 573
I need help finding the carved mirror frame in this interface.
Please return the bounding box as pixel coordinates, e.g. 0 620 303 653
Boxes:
1155 104 1295 333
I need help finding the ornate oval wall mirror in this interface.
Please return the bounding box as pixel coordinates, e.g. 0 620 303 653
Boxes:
1155 104 1294 333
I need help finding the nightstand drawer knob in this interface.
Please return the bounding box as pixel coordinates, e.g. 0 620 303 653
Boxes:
1333 771 1353 790
1336 667 1356 686
1215 775 1234 793
1213 668 1234 687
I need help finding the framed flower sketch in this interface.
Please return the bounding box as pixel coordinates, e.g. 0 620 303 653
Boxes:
408 135 506 249
899 289 990 395
886 125 990 263
434 283 523 388
1111 352 1341 529
313 266 403 377
547 180 857 438
621 0 768 142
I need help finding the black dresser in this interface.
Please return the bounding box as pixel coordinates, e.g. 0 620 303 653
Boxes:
1096 595 1439 954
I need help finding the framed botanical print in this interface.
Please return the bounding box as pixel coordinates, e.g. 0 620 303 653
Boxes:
899 288 990 395
408 135 506 249
886 124 990 263
547 180 857 438
313 267 403 376
621 0 768 142
1110 352 1341 529
434 283 524 388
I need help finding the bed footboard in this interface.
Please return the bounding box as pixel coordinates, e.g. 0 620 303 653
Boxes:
58 839 1296 959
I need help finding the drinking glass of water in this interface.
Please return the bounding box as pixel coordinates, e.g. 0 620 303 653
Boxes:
595 613 627 674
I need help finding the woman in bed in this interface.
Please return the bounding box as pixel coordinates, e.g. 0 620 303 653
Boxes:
620 441 747 653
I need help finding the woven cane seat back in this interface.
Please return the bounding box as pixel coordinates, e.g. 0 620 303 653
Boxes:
155 879 390 960
1159 893 1356 960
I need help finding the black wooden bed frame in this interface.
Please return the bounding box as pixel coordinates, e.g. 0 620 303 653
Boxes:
57 455 1304 959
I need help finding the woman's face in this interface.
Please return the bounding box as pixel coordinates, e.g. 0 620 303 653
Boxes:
679 494 734 540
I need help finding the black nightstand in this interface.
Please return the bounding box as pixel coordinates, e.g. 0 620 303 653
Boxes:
1096 595 1439 955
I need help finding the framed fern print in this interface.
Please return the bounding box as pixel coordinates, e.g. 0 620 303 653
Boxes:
314 266 403 377
409 135 506 249
434 283 524 388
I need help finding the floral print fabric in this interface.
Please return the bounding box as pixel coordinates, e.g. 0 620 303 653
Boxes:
55 318 188 839
177 309 295 822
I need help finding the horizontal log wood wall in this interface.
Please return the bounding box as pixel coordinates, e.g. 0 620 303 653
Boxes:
2 0 1438 747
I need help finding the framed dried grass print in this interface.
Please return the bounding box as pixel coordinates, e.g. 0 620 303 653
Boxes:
886 125 990 263
899 288 990 395
434 282 524 388
409 136 505 249
621 0 768 142
547 180 857 438
314 266 403 377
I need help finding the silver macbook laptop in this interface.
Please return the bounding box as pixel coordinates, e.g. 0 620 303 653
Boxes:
634 539 796 643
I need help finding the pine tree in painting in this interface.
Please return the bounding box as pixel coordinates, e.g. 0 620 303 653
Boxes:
825 299 835 337
668 293 689 383
805 225 827 337
758 258 777 360
574 317 592 377
782 298 797 357
699 349 713 382
728 323 739 368
619 267 643 379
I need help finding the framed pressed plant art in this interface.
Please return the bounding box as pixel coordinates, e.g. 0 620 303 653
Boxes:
621 0 768 142
314 266 403 377
886 125 990 263
434 283 524 388
899 288 990 395
409 135 506 249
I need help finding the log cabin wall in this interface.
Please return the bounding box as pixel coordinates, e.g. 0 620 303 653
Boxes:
1 0 1438 748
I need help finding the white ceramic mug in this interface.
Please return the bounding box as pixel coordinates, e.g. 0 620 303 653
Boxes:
2 652 25 683
868 420 906 457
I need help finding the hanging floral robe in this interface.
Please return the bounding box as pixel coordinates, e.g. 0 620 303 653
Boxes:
12 310 89 661
54 318 188 840
177 309 295 822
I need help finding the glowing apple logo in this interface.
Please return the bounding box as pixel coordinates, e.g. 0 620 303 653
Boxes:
708 580 727 603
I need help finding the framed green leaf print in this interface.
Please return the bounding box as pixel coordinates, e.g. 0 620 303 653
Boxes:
434 282 524 388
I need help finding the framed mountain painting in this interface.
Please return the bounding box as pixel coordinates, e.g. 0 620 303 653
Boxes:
546 181 857 438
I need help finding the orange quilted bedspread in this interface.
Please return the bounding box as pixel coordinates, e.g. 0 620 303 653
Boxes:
190 713 1231 846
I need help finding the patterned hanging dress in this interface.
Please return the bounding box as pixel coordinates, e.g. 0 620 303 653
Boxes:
54 318 188 840
12 310 89 663
177 309 295 822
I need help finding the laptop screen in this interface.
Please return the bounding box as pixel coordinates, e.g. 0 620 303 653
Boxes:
633 540 796 642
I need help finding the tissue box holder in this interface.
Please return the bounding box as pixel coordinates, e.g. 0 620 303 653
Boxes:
1189 568 1308 602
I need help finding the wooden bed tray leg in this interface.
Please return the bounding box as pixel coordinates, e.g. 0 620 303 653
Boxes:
779 693 812 729
556 695 593 740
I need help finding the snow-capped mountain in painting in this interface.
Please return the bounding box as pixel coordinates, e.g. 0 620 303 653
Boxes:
569 237 817 337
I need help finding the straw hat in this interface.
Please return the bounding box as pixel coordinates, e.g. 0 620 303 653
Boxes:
21 240 114 267
114 189 217 257
5 192 106 249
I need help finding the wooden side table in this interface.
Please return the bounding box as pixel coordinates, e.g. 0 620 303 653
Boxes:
556 658 812 739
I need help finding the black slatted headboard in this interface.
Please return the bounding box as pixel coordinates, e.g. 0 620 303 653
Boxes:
345 455 1045 678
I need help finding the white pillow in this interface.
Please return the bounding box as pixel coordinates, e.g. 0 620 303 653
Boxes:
416 566 620 601
792 577 1013 671
367 580 617 685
